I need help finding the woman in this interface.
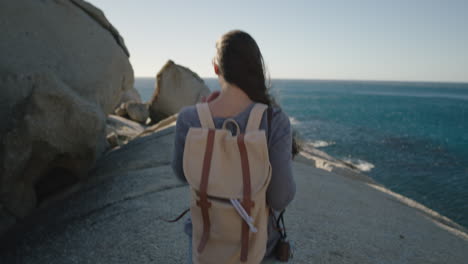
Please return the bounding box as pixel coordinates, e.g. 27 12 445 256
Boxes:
171 30 296 263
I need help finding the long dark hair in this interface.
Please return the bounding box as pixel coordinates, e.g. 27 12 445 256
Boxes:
215 30 301 157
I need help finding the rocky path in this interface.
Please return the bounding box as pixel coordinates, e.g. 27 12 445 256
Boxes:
1 126 467 263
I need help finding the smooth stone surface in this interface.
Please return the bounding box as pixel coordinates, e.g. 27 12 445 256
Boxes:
94 126 175 179
0 125 466 263
148 60 210 122
0 0 133 235
1 72 107 218
126 102 149 123
117 88 143 105
139 114 178 138
106 115 146 136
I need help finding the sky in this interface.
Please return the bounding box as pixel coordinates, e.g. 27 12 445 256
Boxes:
88 0 468 82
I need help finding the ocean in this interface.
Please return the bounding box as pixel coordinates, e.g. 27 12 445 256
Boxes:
135 77 468 228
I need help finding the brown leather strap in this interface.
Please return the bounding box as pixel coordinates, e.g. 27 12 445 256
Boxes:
197 129 215 253
237 134 254 262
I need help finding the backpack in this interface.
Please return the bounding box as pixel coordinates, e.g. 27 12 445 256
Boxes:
183 102 272 264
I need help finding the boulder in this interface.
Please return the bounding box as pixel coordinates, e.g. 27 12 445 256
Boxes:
138 114 178 138
126 102 149 123
117 88 143 105
106 115 146 146
149 60 211 122
113 101 148 124
0 0 133 235
1 72 108 218
106 132 120 149
114 102 128 117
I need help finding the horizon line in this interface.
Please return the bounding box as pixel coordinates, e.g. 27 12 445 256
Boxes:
134 76 468 85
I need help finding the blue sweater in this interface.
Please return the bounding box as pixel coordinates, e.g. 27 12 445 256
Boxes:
171 102 296 256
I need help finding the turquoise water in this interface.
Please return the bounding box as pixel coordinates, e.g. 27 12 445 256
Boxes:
135 78 468 228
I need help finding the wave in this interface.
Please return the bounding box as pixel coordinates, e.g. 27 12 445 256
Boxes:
304 140 335 149
289 117 300 126
342 158 375 172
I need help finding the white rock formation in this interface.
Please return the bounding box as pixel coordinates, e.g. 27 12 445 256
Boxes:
149 60 211 122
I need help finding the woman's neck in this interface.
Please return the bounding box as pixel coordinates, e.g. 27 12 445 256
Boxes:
208 80 253 118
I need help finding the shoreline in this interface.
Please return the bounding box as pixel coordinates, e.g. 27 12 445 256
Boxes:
295 150 468 236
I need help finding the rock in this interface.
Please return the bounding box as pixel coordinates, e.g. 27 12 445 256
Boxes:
106 132 120 149
118 88 143 105
93 126 176 178
296 143 376 184
138 114 178 138
0 0 133 235
114 103 128 117
106 115 146 146
295 151 376 184
126 102 149 123
0 124 467 263
1 72 108 217
69 0 130 57
149 60 211 122
113 102 149 124
0 126 187 263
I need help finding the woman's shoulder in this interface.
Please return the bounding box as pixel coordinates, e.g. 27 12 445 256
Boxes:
269 106 291 131
266 105 291 148
177 105 199 124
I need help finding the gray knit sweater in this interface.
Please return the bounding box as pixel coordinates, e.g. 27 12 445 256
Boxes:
171 102 296 256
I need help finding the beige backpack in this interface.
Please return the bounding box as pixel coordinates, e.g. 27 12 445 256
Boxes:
183 102 272 264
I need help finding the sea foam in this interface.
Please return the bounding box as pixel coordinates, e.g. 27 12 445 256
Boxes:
304 140 335 149
289 117 300 126
342 158 375 172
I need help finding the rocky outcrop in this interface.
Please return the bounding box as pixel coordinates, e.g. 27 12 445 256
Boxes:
69 0 130 57
149 60 211 122
1 73 108 217
117 88 143 105
114 103 128 117
138 114 178 138
0 0 133 234
113 86 143 116
106 115 146 148
296 148 376 184
126 102 149 123
105 114 176 149
114 102 149 124
0 124 466 263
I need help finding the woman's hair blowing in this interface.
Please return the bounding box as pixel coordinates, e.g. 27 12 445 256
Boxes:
215 30 273 105
215 30 301 157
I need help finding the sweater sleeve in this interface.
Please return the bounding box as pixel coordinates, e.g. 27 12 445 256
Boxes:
266 109 296 211
171 107 192 183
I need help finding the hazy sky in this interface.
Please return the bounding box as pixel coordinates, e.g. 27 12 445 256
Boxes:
88 0 468 82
